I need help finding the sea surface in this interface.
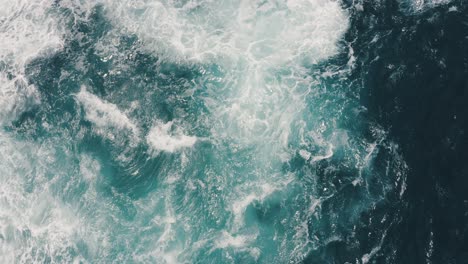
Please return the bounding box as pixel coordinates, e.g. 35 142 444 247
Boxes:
0 0 467 263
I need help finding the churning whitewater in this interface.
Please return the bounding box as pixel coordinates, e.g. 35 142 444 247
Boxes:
0 0 418 263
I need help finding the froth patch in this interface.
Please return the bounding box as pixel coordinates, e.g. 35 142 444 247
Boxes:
406 0 452 11
0 0 63 123
214 231 257 249
0 74 40 124
146 121 197 153
76 86 139 139
79 154 101 181
0 132 88 263
0 0 63 71
101 0 348 65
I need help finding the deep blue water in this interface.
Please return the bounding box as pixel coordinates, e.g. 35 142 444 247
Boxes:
347 1 468 262
0 0 467 263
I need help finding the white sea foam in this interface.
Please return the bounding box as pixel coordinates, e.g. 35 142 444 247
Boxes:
95 0 349 150
311 144 334 162
79 154 101 181
0 73 40 124
231 178 293 230
299 149 312 161
361 229 387 264
1 0 403 262
76 86 140 140
0 0 63 123
406 0 452 11
0 2 84 261
214 231 257 249
100 0 348 64
0 132 88 263
146 121 197 153
106 1 352 257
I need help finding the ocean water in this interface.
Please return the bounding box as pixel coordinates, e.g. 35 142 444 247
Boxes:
0 0 466 263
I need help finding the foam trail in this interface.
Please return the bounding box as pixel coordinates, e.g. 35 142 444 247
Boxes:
214 231 257 249
404 0 453 11
76 86 140 140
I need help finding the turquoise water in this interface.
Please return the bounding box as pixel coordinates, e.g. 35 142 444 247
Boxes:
0 1 411 263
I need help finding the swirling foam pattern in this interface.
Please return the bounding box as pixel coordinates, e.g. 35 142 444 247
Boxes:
0 0 410 263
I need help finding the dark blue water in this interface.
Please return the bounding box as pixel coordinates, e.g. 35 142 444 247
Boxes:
0 0 466 263
346 1 468 262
